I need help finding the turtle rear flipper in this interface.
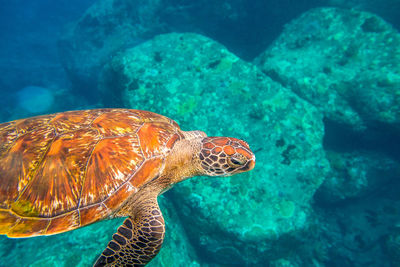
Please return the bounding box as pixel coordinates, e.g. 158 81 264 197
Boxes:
94 198 165 266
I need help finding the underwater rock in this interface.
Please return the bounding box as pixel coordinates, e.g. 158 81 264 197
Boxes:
59 0 321 103
59 0 249 102
58 0 168 103
100 32 330 265
312 193 400 266
324 0 400 30
255 7 400 131
385 225 400 267
315 150 400 204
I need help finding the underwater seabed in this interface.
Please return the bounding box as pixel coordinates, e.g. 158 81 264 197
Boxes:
0 0 400 266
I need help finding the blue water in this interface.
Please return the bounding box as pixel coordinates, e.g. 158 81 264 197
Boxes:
1 1 400 266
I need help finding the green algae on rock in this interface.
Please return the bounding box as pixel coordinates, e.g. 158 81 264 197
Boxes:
58 0 250 102
100 32 330 265
58 0 318 103
255 7 400 131
58 0 167 103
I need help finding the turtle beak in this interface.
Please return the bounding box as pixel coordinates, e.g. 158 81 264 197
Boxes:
247 155 256 171
239 155 256 172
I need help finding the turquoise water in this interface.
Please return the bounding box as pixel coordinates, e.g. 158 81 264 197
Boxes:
1 1 400 266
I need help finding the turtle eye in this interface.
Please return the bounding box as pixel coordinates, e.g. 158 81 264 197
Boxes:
228 155 246 167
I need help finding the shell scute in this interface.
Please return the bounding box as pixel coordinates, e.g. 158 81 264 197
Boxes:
91 110 143 136
132 110 170 123
137 122 177 158
166 133 180 150
79 204 110 227
80 134 144 207
129 157 164 188
8 217 50 238
103 182 137 211
50 109 103 133
45 210 80 236
12 128 100 218
0 109 181 237
14 116 55 135
0 122 18 157
0 210 19 235
0 126 55 209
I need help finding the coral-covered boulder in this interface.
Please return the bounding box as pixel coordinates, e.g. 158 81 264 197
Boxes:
255 8 400 131
315 150 400 204
58 0 168 102
313 189 400 266
324 0 400 29
58 0 320 103
100 32 330 265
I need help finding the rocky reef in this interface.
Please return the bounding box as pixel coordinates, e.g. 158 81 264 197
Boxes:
100 32 330 265
316 150 400 204
58 0 320 103
253 7 400 266
1 1 400 266
255 7 400 132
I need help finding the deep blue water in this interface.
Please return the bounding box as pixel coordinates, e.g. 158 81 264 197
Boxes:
0 1 400 266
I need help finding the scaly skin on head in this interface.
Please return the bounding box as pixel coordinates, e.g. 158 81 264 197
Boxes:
162 134 256 186
198 137 255 176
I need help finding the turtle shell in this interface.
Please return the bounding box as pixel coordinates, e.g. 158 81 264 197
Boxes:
0 109 183 237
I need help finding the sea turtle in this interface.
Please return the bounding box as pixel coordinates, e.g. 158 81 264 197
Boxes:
0 109 255 266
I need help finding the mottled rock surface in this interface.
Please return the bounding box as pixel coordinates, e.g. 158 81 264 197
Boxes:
58 0 167 102
386 225 400 267
325 0 400 29
58 0 321 102
100 32 330 265
315 150 400 204
255 8 400 131
312 194 400 267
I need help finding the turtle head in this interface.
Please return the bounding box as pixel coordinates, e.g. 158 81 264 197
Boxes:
198 137 255 176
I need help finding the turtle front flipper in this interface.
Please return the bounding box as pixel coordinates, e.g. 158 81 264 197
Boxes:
94 198 165 267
